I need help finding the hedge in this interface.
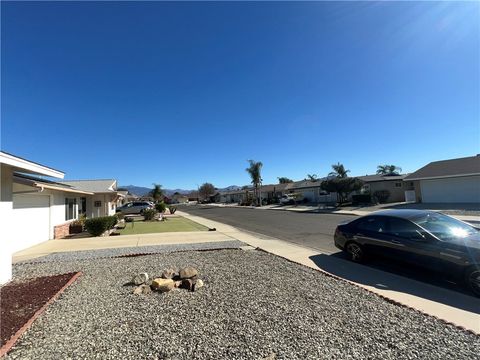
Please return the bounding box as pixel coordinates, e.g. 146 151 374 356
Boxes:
84 216 118 237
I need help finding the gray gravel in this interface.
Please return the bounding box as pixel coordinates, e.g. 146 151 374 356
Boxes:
7 249 479 359
19 240 245 263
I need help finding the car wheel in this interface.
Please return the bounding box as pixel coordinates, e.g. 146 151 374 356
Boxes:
345 242 365 263
139 209 144 215
464 266 480 297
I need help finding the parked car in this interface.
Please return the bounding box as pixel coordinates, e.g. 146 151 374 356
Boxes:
279 194 296 205
334 209 480 296
116 201 154 215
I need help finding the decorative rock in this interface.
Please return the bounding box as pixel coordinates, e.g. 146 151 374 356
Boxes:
161 269 176 279
151 278 175 292
132 273 149 285
179 267 198 279
181 278 194 291
174 281 182 288
195 279 204 289
133 284 152 295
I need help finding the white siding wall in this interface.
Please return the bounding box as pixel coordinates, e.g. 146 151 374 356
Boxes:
0 165 14 284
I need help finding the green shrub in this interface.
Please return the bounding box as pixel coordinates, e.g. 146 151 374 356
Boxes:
155 201 167 213
352 194 372 205
373 190 390 204
143 208 157 221
84 216 118 236
168 206 177 214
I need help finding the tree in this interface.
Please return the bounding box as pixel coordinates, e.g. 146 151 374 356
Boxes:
320 177 363 204
277 177 293 184
198 182 216 201
149 183 164 203
376 164 402 176
306 174 318 182
246 159 263 206
328 163 350 178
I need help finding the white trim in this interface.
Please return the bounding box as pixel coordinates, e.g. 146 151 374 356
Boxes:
405 173 480 181
0 152 64 178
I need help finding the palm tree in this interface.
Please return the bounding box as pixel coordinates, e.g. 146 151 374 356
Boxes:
376 165 402 176
150 183 164 203
306 174 318 182
328 163 350 178
246 160 263 205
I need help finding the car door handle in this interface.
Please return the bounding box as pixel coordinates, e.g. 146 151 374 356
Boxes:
390 239 402 244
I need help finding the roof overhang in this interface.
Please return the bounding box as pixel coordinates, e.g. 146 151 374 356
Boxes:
0 151 64 179
405 173 480 181
13 175 93 195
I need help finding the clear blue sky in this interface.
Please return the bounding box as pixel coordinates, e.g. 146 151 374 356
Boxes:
2 1 479 189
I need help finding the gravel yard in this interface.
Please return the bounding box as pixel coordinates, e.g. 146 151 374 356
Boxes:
7 249 479 359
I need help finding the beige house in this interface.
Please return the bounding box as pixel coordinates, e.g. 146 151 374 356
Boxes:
357 174 407 203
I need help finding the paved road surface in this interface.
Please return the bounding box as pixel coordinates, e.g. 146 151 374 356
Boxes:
180 205 473 296
179 205 355 254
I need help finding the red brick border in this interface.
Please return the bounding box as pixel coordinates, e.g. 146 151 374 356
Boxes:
0 272 83 357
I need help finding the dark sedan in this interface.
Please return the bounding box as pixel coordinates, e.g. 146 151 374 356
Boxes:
334 209 480 296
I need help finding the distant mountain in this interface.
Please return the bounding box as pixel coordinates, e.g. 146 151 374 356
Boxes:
119 185 241 197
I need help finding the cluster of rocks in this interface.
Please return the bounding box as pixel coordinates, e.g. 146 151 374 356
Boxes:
129 266 204 295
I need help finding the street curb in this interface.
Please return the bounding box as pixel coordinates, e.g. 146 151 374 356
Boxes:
254 247 479 336
0 272 83 358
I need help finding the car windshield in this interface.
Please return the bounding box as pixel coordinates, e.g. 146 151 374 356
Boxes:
412 213 478 241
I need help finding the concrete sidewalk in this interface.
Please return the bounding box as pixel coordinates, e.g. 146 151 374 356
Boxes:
178 210 480 334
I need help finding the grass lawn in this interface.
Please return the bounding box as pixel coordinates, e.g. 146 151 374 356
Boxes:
118 217 208 235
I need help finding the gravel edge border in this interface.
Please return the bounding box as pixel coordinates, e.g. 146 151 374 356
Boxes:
0 272 83 357
254 247 479 337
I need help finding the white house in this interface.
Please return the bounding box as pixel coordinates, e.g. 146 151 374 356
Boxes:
0 151 123 284
404 155 480 203
1 152 69 283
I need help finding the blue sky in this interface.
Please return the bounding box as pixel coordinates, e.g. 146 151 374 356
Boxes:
2 1 479 189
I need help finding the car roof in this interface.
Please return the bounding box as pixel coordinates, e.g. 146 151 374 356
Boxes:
368 209 441 220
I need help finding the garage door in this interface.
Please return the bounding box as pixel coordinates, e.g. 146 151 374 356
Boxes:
420 176 480 203
12 194 51 252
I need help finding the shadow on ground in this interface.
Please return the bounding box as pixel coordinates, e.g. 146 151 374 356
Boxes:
309 253 480 314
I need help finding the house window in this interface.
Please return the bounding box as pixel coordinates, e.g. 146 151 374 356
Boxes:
395 182 403 188
94 201 101 207
65 198 77 221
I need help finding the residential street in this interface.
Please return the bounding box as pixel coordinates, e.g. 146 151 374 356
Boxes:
178 205 355 254
179 205 475 296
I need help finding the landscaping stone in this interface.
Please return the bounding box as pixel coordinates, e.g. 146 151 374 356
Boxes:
132 284 152 295
174 281 182 288
179 267 198 279
195 279 204 289
132 272 149 285
161 269 177 279
151 278 175 293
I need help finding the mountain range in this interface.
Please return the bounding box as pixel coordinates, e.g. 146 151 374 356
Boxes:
119 185 241 197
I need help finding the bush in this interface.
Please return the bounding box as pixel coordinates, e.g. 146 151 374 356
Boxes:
143 208 157 221
155 201 167 213
352 194 372 205
373 190 390 204
84 216 118 236
168 206 177 215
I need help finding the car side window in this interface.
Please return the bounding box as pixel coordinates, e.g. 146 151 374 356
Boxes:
356 217 387 233
387 218 420 239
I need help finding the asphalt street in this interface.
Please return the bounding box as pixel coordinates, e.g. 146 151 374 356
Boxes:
179 205 473 295
179 205 355 254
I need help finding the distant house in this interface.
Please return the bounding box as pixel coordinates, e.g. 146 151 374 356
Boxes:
59 179 123 218
404 155 480 203
258 183 289 203
172 193 189 204
357 174 408 203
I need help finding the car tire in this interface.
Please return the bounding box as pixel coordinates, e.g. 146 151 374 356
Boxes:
139 209 144 215
464 266 480 297
345 241 366 263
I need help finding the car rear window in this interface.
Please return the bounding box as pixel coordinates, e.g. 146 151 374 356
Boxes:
356 217 387 233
